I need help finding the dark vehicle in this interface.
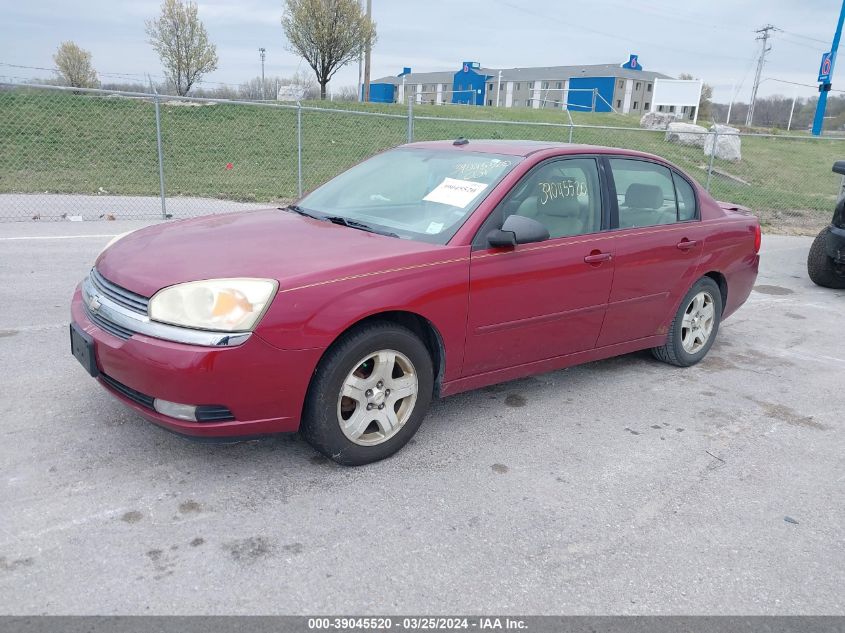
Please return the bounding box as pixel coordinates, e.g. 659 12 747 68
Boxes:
808 160 845 289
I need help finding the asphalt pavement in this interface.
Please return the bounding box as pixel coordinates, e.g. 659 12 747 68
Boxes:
0 220 843 615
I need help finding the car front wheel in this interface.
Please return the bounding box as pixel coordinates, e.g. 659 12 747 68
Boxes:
652 277 722 367
301 321 434 466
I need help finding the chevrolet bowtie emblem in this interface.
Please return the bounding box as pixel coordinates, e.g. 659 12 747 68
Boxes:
88 294 102 313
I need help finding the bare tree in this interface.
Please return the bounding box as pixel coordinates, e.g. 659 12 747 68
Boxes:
335 85 359 101
53 41 99 88
239 76 287 100
281 0 376 100
145 0 218 96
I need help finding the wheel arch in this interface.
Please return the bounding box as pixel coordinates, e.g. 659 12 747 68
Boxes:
703 270 728 313
308 310 447 399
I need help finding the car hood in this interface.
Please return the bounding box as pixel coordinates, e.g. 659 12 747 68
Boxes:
96 209 440 297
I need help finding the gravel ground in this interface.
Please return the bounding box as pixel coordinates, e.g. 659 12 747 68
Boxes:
0 221 843 615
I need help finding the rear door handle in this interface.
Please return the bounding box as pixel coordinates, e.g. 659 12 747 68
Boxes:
676 239 698 250
584 252 612 264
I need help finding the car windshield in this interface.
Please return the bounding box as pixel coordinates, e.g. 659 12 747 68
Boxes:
297 147 521 244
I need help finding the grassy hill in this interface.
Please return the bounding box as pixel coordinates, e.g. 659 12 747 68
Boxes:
1 89 843 231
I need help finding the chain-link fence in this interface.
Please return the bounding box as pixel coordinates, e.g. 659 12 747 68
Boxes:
1 82 843 234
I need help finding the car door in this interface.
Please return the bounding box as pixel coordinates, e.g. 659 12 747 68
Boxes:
462 156 615 376
596 156 708 347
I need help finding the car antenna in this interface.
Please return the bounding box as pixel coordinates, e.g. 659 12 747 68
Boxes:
453 137 469 146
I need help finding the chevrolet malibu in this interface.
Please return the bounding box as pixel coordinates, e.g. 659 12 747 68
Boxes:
71 140 760 465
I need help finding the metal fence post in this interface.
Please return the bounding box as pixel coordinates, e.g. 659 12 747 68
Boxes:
297 101 303 198
705 128 718 192
153 92 167 219
407 95 414 143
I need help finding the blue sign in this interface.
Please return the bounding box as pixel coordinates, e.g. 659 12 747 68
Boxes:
819 52 833 82
622 54 642 71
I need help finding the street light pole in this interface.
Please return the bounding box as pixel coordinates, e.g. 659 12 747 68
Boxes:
258 47 266 100
812 0 845 136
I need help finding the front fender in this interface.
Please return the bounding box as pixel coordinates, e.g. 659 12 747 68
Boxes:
256 248 470 382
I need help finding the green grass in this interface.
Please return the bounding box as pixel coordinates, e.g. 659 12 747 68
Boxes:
1 90 842 232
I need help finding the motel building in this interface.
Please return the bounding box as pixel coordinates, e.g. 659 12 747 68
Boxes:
369 56 703 122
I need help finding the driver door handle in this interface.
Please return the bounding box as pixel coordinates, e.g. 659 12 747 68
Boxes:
676 239 698 250
584 252 612 264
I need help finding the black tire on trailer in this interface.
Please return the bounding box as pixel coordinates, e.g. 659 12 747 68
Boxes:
807 227 845 289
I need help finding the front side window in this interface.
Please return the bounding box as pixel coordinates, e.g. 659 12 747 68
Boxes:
299 149 520 244
609 159 679 228
495 158 603 239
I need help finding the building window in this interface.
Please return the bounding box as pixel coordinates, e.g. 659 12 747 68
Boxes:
669 105 676 113
635 82 641 90
487 99 492 106
633 101 638 110
682 106 688 114
647 83 652 92
488 83 494 91
542 81 549 89
557 81 562 89
644 102 650 110
616 100 622 108
618 80 624 88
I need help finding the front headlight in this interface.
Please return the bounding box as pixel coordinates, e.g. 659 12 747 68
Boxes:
148 278 279 332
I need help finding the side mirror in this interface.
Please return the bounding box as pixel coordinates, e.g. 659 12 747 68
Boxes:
833 160 845 176
487 214 550 248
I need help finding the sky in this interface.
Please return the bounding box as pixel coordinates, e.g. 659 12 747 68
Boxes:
0 0 842 104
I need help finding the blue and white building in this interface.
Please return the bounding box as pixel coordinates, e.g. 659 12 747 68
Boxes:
369 56 700 120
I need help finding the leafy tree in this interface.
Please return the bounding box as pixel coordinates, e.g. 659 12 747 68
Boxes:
145 0 218 96
281 0 376 100
53 41 99 89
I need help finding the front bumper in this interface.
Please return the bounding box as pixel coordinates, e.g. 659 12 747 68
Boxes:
71 287 323 438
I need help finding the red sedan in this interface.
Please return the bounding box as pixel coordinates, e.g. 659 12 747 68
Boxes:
71 140 760 465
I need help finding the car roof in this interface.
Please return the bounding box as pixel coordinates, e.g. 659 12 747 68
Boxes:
401 139 666 162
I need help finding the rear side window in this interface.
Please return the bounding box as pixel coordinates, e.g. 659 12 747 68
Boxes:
609 158 678 228
673 173 697 221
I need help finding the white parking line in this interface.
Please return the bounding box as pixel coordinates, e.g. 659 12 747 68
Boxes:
0 234 117 241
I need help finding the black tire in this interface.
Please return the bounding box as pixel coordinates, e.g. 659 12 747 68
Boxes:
301 321 434 466
807 227 845 289
652 277 723 367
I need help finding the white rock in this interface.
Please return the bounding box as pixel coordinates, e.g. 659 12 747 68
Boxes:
665 122 708 147
640 111 677 130
704 124 741 161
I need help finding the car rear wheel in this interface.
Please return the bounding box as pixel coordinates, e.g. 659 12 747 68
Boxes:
652 277 722 367
301 321 433 466
807 227 845 289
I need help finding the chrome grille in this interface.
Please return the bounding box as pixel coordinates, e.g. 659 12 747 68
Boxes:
90 268 149 314
85 305 134 340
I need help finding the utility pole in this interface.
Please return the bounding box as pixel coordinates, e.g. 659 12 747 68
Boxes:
258 47 266 100
356 0 363 101
363 0 372 102
746 25 776 127
812 0 845 136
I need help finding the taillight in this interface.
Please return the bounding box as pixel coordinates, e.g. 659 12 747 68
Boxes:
753 223 761 253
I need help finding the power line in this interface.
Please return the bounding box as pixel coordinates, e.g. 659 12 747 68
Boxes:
488 0 755 62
